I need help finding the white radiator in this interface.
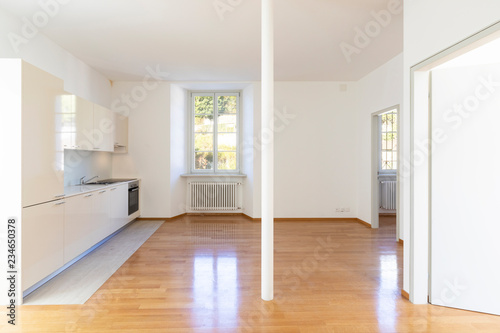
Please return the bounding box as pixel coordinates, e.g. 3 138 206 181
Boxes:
381 181 397 210
189 182 241 212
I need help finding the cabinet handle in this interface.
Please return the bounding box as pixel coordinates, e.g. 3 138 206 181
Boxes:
93 148 101 150
99 190 106 194
54 194 65 198
74 146 80 148
84 194 93 197
110 188 117 191
55 201 66 206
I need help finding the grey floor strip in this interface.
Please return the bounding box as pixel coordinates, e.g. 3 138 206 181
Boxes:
23 220 164 305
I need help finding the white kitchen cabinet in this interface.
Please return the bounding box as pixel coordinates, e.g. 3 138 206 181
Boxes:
74 96 94 151
60 94 74 150
93 104 114 152
61 95 95 151
64 192 101 264
95 189 111 239
22 200 65 291
63 96 114 152
22 183 133 291
109 184 129 233
21 61 66 207
113 113 129 153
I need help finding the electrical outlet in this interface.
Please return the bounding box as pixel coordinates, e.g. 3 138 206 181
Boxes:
345 207 350 212
336 208 341 213
340 208 345 212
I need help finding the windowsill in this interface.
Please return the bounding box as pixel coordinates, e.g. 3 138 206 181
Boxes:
181 173 247 178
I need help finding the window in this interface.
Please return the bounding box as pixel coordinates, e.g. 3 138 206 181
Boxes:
380 109 397 171
191 92 239 173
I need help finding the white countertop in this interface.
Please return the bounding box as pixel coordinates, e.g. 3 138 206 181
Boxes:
64 180 138 198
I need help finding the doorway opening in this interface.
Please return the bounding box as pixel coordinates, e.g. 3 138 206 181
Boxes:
371 106 399 239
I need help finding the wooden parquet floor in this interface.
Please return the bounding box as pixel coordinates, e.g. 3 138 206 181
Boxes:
4 215 500 332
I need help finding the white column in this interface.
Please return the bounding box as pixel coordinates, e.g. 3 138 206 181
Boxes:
261 0 274 302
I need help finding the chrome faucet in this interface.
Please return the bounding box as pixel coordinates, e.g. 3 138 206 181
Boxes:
80 175 98 185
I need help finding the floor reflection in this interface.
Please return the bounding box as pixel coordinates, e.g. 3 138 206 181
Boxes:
377 254 398 331
193 254 238 327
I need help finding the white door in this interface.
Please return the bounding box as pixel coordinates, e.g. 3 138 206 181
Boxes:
430 64 500 315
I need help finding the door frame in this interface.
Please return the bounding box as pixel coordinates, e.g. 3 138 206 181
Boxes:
409 21 500 304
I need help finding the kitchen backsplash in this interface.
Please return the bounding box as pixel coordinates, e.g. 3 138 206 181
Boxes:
64 150 112 186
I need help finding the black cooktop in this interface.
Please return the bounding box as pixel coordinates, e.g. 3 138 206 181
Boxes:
88 178 137 185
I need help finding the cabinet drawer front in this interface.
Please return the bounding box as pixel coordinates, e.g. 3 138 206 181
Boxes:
22 201 64 291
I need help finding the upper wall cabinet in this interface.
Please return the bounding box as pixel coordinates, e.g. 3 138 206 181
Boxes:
21 61 66 207
62 96 115 153
113 113 129 153
93 104 114 152
75 96 94 150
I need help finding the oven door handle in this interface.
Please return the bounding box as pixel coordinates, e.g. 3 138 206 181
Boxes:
129 188 139 192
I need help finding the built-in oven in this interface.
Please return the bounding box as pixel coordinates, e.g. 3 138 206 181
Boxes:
128 180 139 215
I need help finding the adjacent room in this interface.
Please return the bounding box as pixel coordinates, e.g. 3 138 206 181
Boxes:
1 0 500 332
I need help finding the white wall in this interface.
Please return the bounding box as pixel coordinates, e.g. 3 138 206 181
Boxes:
356 54 403 230
111 82 171 218
241 84 255 217
111 81 262 219
141 81 359 220
0 7 111 107
402 0 500 299
251 84 262 219
273 82 358 218
0 60 23 305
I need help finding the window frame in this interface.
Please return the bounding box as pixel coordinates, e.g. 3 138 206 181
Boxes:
190 91 241 174
378 109 398 174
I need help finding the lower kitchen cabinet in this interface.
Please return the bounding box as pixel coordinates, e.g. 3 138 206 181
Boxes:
109 184 129 233
64 192 101 264
95 188 111 239
22 183 133 292
22 200 65 292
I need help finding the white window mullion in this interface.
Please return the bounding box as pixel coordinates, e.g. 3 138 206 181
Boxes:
213 93 219 173
378 115 383 172
236 93 240 172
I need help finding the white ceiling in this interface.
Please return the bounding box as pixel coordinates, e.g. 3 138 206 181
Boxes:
0 0 403 82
